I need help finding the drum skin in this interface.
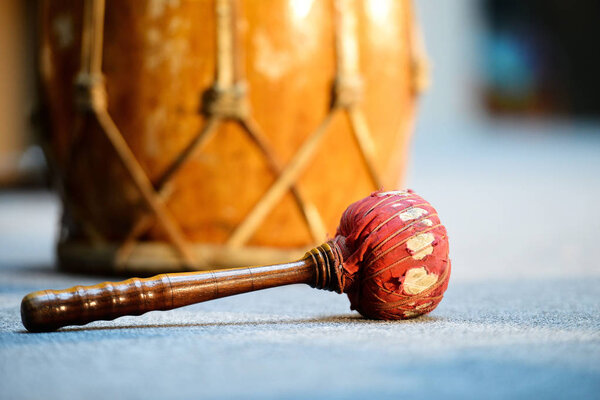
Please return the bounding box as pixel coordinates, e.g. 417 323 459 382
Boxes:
38 0 423 271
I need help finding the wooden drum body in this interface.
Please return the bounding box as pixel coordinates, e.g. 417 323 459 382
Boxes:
38 0 428 273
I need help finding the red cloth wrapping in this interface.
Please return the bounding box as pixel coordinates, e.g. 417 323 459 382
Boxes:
334 190 451 319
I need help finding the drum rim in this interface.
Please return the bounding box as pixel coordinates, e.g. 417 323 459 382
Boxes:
57 240 309 275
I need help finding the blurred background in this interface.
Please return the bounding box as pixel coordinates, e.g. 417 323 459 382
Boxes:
2 0 599 183
409 0 600 282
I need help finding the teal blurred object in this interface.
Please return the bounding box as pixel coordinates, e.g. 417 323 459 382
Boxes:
481 0 600 118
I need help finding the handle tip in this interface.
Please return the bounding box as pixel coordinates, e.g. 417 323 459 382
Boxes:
21 291 59 333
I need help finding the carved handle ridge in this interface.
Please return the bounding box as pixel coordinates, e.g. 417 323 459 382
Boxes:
21 275 175 332
20 256 322 332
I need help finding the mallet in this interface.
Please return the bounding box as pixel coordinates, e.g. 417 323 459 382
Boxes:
21 190 450 332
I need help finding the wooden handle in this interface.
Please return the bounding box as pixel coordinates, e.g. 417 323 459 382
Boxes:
21 242 343 332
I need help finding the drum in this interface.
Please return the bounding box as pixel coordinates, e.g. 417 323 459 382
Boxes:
38 0 428 274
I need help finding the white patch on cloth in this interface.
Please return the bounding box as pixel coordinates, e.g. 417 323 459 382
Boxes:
420 219 433 227
403 267 438 295
396 207 428 222
406 233 435 260
415 301 433 310
403 310 420 318
376 190 409 197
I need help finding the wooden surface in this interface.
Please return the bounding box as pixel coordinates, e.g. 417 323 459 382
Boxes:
21 259 310 332
21 241 343 332
38 0 421 271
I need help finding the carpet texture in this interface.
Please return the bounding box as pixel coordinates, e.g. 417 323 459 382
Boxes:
1 124 599 399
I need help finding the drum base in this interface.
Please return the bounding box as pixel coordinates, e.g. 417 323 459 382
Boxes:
57 241 308 275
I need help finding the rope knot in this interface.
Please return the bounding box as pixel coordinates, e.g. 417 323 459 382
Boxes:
74 73 108 112
332 75 363 109
201 84 249 120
